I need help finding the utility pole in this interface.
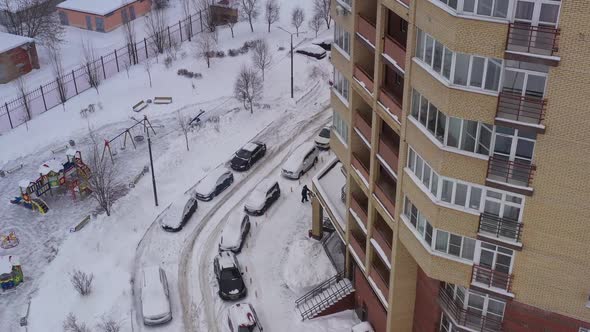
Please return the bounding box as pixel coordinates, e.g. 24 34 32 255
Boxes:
278 27 306 99
144 115 158 207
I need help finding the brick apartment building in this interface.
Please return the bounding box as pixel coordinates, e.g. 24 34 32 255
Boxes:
57 0 151 32
303 0 590 331
0 32 39 84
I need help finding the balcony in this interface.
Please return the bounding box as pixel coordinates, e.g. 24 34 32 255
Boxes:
496 91 547 131
350 194 369 230
471 264 513 294
354 65 374 94
383 35 406 72
438 287 503 332
506 23 560 65
372 217 393 262
486 156 536 192
369 263 390 299
378 89 402 121
313 160 348 231
352 153 370 185
478 212 523 246
374 175 396 219
349 231 367 266
378 136 399 175
356 14 376 48
354 111 372 143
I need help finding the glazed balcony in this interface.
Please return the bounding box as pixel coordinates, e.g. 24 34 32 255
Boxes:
486 156 536 191
378 136 399 175
478 212 523 246
356 14 376 48
506 23 560 58
350 194 369 230
496 91 547 130
438 287 503 332
384 36 406 72
354 65 374 94
471 264 513 293
354 111 372 143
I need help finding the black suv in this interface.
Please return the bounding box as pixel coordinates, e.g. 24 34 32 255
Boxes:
214 251 247 301
230 141 266 171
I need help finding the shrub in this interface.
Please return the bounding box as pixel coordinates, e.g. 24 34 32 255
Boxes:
70 269 93 296
63 313 91 332
97 317 120 332
228 49 239 57
164 56 173 68
216 51 225 58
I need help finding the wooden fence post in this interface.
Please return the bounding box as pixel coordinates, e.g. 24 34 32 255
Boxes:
40 85 47 111
100 56 106 79
5 103 13 129
72 70 78 95
115 49 119 72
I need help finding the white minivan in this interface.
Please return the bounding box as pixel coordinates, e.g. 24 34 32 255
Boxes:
281 142 319 179
140 266 172 326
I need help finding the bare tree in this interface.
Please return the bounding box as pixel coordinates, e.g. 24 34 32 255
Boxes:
70 269 94 296
48 45 67 107
180 0 192 39
144 8 167 54
152 0 168 10
192 0 215 32
122 18 138 65
14 76 31 121
291 7 305 37
251 39 272 81
240 0 259 33
264 0 279 33
144 60 152 87
313 0 331 29
97 317 120 332
226 19 237 38
86 132 119 216
1 0 65 44
234 65 263 114
196 31 217 68
309 12 322 37
82 40 101 93
176 110 190 151
63 313 92 332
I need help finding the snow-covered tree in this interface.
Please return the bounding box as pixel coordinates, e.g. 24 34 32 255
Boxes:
234 65 263 114
240 0 259 33
86 131 119 216
313 0 331 29
14 76 30 121
196 31 217 68
82 40 101 93
0 0 64 44
177 110 190 151
309 12 322 37
122 17 138 64
70 269 94 296
291 7 305 37
192 0 215 32
63 313 91 332
144 7 167 54
251 39 272 81
48 45 67 107
264 0 280 33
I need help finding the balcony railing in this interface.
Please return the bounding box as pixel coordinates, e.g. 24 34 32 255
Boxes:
378 88 402 120
487 156 536 188
356 14 376 47
354 65 374 94
350 195 368 228
349 232 367 264
399 0 410 7
496 91 546 126
438 288 503 332
369 267 389 298
506 23 560 57
383 35 406 71
352 154 370 183
478 212 524 244
372 226 392 262
354 112 372 142
378 137 399 173
374 183 396 218
472 264 513 293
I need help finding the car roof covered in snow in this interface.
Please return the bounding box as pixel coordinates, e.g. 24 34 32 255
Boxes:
228 303 257 328
282 142 316 172
217 251 237 270
0 256 18 275
297 45 327 55
57 0 134 16
220 211 246 247
195 167 231 195
159 196 193 228
245 179 276 209
242 142 259 152
141 266 169 317
0 32 33 53
38 159 63 175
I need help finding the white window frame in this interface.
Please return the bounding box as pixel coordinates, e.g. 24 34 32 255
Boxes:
434 229 477 260
333 23 351 58
444 283 507 322
333 68 350 104
332 111 349 145
431 0 514 21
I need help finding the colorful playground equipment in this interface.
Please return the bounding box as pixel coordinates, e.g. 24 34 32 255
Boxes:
0 255 23 291
10 149 92 214
0 232 19 249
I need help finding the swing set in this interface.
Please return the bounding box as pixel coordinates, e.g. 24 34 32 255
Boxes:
101 115 157 164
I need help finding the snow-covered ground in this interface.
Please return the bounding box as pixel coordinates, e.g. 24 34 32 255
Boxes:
0 0 360 331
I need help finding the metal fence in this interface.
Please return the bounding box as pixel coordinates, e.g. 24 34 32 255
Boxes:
0 11 204 134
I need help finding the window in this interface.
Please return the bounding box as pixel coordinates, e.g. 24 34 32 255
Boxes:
58 11 69 25
95 17 105 32
407 147 440 196
435 230 476 260
443 284 506 322
122 7 129 23
403 197 434 246
436 0 510 19
334 23 351 56
333 111 349 144
333 69 350 102
129 5 136 20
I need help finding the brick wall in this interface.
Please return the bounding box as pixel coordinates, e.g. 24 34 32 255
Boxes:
354 265 388 332
412 267 441 332
0 42 38 83
504 301 590 332
59 0 151 33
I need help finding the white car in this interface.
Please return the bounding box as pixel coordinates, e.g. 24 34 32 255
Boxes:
244 180 280 216
281 142 319 179
140 266 172 326
219 212 251 253
158 195 199 232
314 126 331 150
227 303 263 332
194 167 234 201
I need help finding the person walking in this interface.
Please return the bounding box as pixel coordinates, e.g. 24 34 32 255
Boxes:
301 185 309 203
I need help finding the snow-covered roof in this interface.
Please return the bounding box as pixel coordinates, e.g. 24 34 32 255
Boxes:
220 212 246 248
297 45 327 56
282 142 315 172
0 32 33 54
57 0 135 16
217 251 237 270
242 142 258 152
195 167 230 196
141 266 170 318
38 159 63 175
228 303 257 328
0 256 19 275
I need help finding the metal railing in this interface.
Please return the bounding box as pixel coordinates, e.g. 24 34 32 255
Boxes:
506 23 560 56
496 91 546 126
295 271 353 320
472 264 513 292
487 156 536 188
438 287 503 332
478 212 524 243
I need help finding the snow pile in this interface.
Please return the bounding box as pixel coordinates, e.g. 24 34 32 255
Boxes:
282 237 336 293
0 32 33 53
352 321 375 332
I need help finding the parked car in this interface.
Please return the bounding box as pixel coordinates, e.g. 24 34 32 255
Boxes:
314 126 331 150
140 266 172 326
281 142 319 179
158 195 198 232
295 45 327 59
244 180 280 216
230 141 267 171
194 167 234 201
227 303 263 332
219 212 251 253
214 251 247 301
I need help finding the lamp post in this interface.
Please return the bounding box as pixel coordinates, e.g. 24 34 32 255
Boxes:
144 115 158 207
278 27 306 99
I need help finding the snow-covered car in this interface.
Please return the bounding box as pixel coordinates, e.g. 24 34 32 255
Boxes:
244 180 280 216
140 266 172 326
214 251 247 301
314 126 331 150
227 303 263 332
352 322 375 332
230 141 267 171
295 45 327 59
158 195 198 232
281 142 319 180
219 212 251 253
194 167 234 201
